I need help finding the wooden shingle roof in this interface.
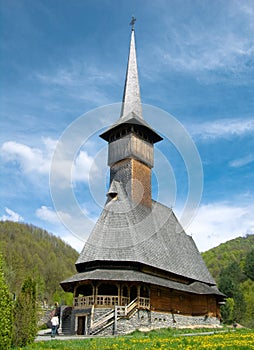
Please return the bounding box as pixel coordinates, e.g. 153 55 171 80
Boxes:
76 180 215 286
61 269 223 296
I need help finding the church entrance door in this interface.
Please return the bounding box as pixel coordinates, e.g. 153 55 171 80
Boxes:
77 315 87 335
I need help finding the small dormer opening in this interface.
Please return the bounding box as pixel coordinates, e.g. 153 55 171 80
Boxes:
108 192 118 200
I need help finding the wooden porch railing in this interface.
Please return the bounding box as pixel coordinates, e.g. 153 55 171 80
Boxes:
73 296 94 308
96 295 119 306
138 296 150 309
73 295 150 310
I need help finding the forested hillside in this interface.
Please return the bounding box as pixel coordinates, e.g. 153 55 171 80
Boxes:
0 221 79 305
202 234 254 280
202 234 254 327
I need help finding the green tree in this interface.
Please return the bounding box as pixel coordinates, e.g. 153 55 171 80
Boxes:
202 234 254 281
220 298 235 324
241 279 254 328
244 249 254 281
222 261 245 284
0 253 13 350
233 288 246 323
218 274 235 298
53 290 73 306
12 276 38 347
218 262 246 323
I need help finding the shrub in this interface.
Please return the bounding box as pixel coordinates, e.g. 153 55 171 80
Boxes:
0 253 13 350
12 276 38 347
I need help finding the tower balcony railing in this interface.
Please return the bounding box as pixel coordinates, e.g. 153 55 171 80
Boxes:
73 295 150 309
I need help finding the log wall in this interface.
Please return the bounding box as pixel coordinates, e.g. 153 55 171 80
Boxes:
150 285 217 316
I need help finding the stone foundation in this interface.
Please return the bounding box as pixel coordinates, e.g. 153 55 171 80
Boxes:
86 309 221 336
93 308 112 321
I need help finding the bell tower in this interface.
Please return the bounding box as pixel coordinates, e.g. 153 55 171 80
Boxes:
100 24 162 208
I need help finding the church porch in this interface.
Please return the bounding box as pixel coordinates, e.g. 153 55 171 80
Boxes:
73 281 150 309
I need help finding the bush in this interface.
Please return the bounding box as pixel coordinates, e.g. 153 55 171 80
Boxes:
0 253 13 350
12 276 38 347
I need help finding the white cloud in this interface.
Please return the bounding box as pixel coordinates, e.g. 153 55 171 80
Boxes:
1 138 97 185
72 150 96 182
161 31 253 74
43 137 58 153
162 2 254 75
1 139 53 175
187 201 254 252
189 118 254 140
35 206 71 224
229 154 254 168
140 1 254 85
0 207 24 222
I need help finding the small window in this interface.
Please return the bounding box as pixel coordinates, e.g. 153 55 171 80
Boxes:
108 192 117 200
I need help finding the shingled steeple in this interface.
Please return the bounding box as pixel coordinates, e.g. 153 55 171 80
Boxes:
100 25 162 208
120 26 142 119
100 24 162 143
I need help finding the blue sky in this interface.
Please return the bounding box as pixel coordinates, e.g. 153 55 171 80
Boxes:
1 0 254 252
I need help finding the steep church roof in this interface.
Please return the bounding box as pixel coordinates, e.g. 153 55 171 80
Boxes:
76 180 215 285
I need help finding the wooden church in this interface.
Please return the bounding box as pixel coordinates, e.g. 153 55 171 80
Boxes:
60 24 224 336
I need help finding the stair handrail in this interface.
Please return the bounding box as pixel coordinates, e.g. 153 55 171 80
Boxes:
90 309 115 332
93 308 114 324
125 297 138 315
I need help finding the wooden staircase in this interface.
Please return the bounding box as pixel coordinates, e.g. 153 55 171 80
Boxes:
89 297 147 335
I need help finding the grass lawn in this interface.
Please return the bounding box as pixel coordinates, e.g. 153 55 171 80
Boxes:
17 328 254 349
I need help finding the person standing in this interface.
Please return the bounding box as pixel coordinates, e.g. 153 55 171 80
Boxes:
51 315 59 338
54 302 61 334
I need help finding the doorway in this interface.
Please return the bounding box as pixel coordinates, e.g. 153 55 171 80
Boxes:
77 315 87 335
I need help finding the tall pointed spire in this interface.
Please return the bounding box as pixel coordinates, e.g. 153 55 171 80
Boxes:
100 21 162 145
120 22 143 119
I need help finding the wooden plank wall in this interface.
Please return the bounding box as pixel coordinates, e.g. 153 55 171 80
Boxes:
150 285 217 316
132 159 151 207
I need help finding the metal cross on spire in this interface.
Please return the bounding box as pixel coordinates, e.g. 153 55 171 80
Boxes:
130 16 136 30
